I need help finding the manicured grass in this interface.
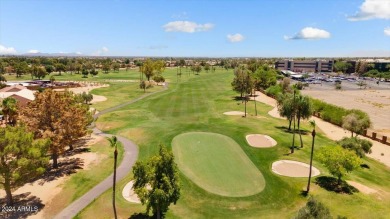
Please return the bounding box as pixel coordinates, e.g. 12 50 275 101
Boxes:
78 68 390 218
4 69 141 82
172 132 265 197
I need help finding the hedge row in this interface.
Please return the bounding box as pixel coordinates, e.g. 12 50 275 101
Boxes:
264 84 370 128
311 99 369 127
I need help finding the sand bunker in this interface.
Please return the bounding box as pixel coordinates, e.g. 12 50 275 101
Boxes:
122 180 141 203
246 134 277 148
223 111 246 116
272 160 320 177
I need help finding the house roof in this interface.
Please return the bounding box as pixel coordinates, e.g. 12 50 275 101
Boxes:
9 94 31 107
0 84 27 92
0 88 35 100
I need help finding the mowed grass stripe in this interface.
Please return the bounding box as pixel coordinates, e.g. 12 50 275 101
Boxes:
172 132 265 197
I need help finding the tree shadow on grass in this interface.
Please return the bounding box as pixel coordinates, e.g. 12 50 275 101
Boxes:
0 192 44 219
129 213 166 219
37 157 84 184
275 126 309 135
129 213 151 219
315 176 359 194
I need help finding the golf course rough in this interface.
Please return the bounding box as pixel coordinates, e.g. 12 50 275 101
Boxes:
172 132 266 197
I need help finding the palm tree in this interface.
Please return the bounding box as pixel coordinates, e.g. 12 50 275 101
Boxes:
107 136 118 219
2 97 18 125
296 95 313 148
276 93 295 131
306 120 316 194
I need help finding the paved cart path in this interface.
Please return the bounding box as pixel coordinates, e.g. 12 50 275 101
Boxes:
55 84 168 219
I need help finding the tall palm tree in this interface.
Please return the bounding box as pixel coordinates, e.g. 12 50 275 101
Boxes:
107 136 118 219
296 95 313 148
307 120 316 194
2 97 18 125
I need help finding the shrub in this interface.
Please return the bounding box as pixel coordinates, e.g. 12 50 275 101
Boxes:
338 137 372 158
295 197 332 219
265 84 282 97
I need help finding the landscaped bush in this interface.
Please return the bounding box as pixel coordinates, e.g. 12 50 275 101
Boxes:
311 99 370 127
265 84 282 97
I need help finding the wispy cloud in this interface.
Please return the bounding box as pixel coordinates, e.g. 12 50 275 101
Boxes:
284 27 330 40
348 0 390 21
92 46 109 56
227 33 244 43
163 21 214 33
0 44 17 54
385 27 390 36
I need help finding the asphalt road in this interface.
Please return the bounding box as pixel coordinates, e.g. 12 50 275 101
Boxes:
54 84 168 219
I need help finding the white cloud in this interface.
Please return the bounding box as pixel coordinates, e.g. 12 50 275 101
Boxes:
385 27 390 36
284 27 331 40
348 0 390 21
28 49 40 54
0 44 17 54
163 21 214 33
76 51 82 55
92 46 109 56
227 33 244 42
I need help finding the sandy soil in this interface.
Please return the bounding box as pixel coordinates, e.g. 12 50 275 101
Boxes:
0 134 104 218
272 160 320 177
246 134 277 148
254 91 390 168
302 87 390 136
346 181 378 195
122 181 141 203
55 84 108 104
223 111 246 116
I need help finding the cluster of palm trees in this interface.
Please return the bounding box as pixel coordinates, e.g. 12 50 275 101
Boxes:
277 90 313 153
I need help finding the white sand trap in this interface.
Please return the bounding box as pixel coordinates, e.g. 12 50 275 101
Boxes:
122 180 141 203
246 134 277 148
272 160 320 177
223 111 246 116
347 181 378 194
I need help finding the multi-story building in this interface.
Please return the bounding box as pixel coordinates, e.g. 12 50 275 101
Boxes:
275 60 334 73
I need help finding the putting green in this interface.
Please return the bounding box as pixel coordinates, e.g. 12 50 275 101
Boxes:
172 132 265 197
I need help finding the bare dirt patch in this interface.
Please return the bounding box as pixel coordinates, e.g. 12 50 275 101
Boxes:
246 134 277 148
272 160 320 177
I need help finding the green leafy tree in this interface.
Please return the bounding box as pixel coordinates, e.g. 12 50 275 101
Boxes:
342 113 371 137
337 137 372 158
295 197 332 219
333 61 352 73
0 126 50 205
253 65 277 90
142 59 157 81
1 97 18 125
277 92 296 131
204 63 210 73
55 63 66 76
133 145 181 219
317 146 361 185
232 68 252 99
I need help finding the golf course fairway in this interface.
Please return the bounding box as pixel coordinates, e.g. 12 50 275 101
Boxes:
172 132 265 197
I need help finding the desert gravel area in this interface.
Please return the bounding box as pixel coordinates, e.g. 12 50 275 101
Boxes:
301 81 390 136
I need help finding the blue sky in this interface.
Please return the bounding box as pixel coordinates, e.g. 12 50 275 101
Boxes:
0 0 389 57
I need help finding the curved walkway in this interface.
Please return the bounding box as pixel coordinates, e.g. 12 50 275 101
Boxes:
55 84 168 219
